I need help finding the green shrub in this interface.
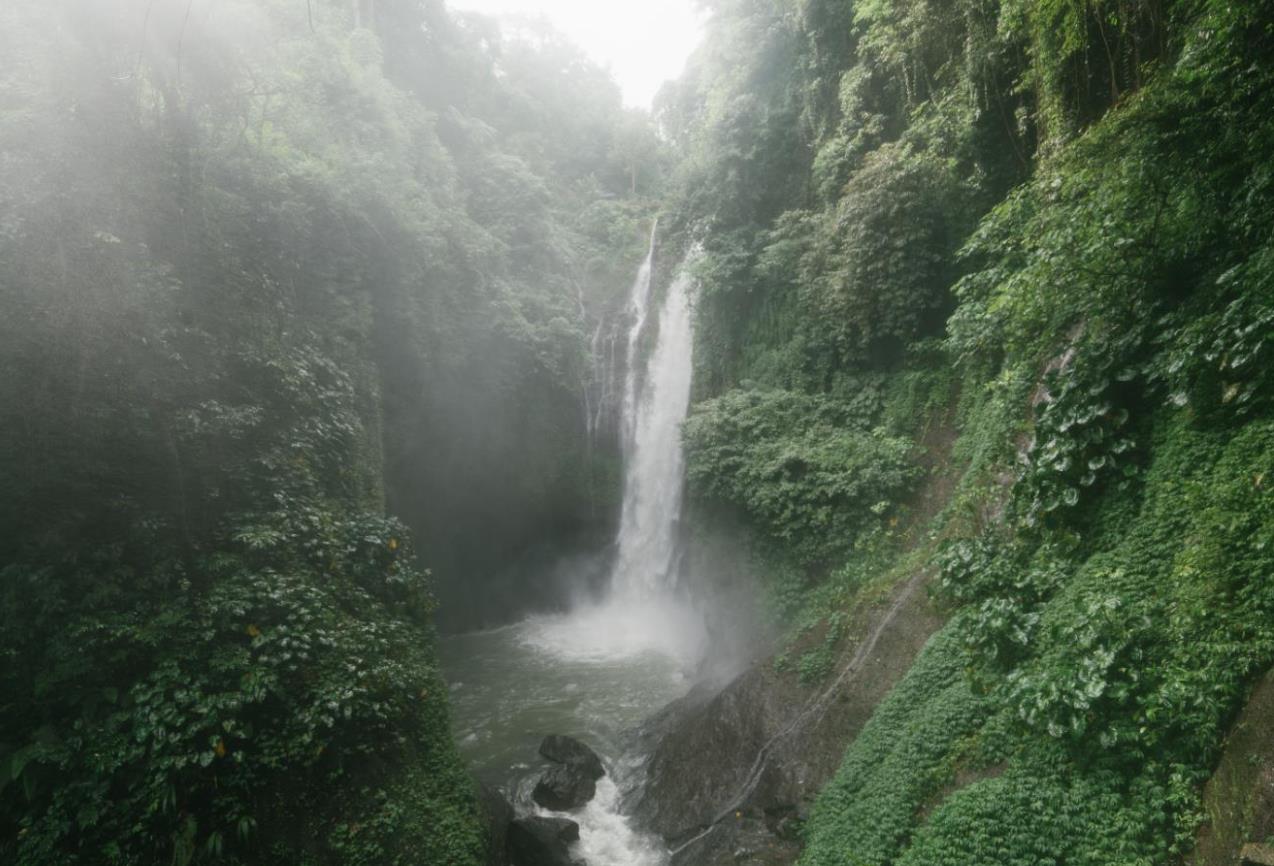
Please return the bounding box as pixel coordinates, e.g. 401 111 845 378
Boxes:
684 388 920 566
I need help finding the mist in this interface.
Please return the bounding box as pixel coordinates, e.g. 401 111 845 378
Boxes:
7 1 1272 865
0 0 675 622
1 1 751 862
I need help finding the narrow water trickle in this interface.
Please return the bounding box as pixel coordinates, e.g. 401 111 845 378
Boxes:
442 225 704 866
620 219 660 449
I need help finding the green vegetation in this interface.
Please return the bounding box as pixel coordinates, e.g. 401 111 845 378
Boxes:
668 0 1274 862
3 0 1273 861
683 388 918 565
0 0 659 863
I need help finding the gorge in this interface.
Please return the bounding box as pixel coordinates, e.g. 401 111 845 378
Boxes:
2 1 1274 866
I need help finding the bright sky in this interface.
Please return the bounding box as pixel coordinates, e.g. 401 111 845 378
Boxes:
448 0 706 107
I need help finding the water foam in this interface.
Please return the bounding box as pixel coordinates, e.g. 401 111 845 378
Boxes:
542 776 666 866
518 593 705 667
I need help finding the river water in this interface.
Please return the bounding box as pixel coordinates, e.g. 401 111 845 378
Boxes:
440 608 694 865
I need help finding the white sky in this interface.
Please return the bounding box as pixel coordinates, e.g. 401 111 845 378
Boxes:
448 0 706 107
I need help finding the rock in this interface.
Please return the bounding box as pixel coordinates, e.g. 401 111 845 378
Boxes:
662 807 800 866
539 735 605 780
533 764 598 811
476 782 514 866
531 735 606 811
629 573 941 866
507 816 584 866
1192 668 1274 865
1243 843 1274 866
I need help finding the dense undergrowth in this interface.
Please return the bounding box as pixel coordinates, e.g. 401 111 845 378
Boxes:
669 0 1274 861
3 0 1272 861
0 1 658 863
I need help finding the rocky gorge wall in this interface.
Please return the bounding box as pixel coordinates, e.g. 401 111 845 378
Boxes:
631 572 942 866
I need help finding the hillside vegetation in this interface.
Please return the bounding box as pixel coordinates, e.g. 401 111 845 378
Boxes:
3 0 1273 863
664 0 1274 862
0 1 658 862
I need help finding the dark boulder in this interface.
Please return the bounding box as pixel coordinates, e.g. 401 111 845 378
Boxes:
533 764 598 811
477 782 514 866
629 573 941 866
539 735 605 781
508 816 584 866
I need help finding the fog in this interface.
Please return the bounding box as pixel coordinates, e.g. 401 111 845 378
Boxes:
0 2 753 863
6 0 1271 864
448 0 706 106
0 0 691 621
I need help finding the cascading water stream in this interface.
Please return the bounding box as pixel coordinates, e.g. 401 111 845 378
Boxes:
621 220 660 448
611 259 695 597
443 226 702 866
522 228 705 663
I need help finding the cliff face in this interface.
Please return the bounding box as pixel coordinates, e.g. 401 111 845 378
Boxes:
1192 670 1274 866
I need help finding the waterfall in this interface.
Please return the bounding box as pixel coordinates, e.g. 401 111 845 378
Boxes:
581 312 612 451
580 218 696 596
581 221 657 453
523 228 703 663
611 256 695 596
512 229 701 866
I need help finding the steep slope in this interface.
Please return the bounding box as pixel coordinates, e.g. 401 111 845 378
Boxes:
649 0 1274 863
633 572 941 865
0 1 654 863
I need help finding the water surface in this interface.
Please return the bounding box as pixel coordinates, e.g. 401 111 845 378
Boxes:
442 607 698 865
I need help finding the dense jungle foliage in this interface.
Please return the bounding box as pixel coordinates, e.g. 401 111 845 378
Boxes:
0 1 659 863
4 0 1273 862
668 0 1274 862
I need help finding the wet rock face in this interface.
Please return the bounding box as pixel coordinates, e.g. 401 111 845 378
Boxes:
539 735 606 781
1192 668 1274 866
531 735 606 811
533 764 598 811
508 816 584 866
629 574 942 866
671 811 802 866
1242 843 1274 866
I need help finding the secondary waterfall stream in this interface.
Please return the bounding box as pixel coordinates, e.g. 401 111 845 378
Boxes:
442 227 702 865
